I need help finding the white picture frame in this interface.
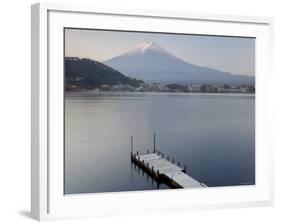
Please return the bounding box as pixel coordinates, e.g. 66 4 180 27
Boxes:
31 2 274 221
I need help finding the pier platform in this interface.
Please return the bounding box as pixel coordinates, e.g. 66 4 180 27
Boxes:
131 151 207 188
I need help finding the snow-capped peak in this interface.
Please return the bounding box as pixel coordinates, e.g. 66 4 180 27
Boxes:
135 41 158 51
124 41 171 56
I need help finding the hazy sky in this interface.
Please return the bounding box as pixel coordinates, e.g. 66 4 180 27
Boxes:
65 28 255 76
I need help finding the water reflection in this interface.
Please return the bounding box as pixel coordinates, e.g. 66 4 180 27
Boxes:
65 92 255 194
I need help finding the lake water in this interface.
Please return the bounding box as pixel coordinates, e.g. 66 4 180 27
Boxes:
64 92 255 194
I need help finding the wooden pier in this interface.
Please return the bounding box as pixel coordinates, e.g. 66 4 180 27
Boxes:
130 134 207 189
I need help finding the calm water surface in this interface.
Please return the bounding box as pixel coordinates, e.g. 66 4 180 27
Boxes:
65 92 255 194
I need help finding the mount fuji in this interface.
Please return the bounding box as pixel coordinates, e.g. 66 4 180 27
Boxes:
103 42 254 85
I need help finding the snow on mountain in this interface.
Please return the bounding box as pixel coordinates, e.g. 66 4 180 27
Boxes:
122 41 176 58
103 42 254 85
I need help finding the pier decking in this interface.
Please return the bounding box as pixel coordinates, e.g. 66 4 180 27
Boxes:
131 151 207 188
130 134 207 188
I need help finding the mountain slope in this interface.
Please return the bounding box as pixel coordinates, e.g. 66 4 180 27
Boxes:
65 57 143 91
104 42 254 85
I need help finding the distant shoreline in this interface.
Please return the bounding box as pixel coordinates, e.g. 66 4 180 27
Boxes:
65 91 255 97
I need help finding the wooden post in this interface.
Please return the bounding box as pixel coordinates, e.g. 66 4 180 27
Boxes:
178 161 180 167
172 158 174 164
184 164 187 173
153 133 156 153
131 135 133 155
167 156 169 161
